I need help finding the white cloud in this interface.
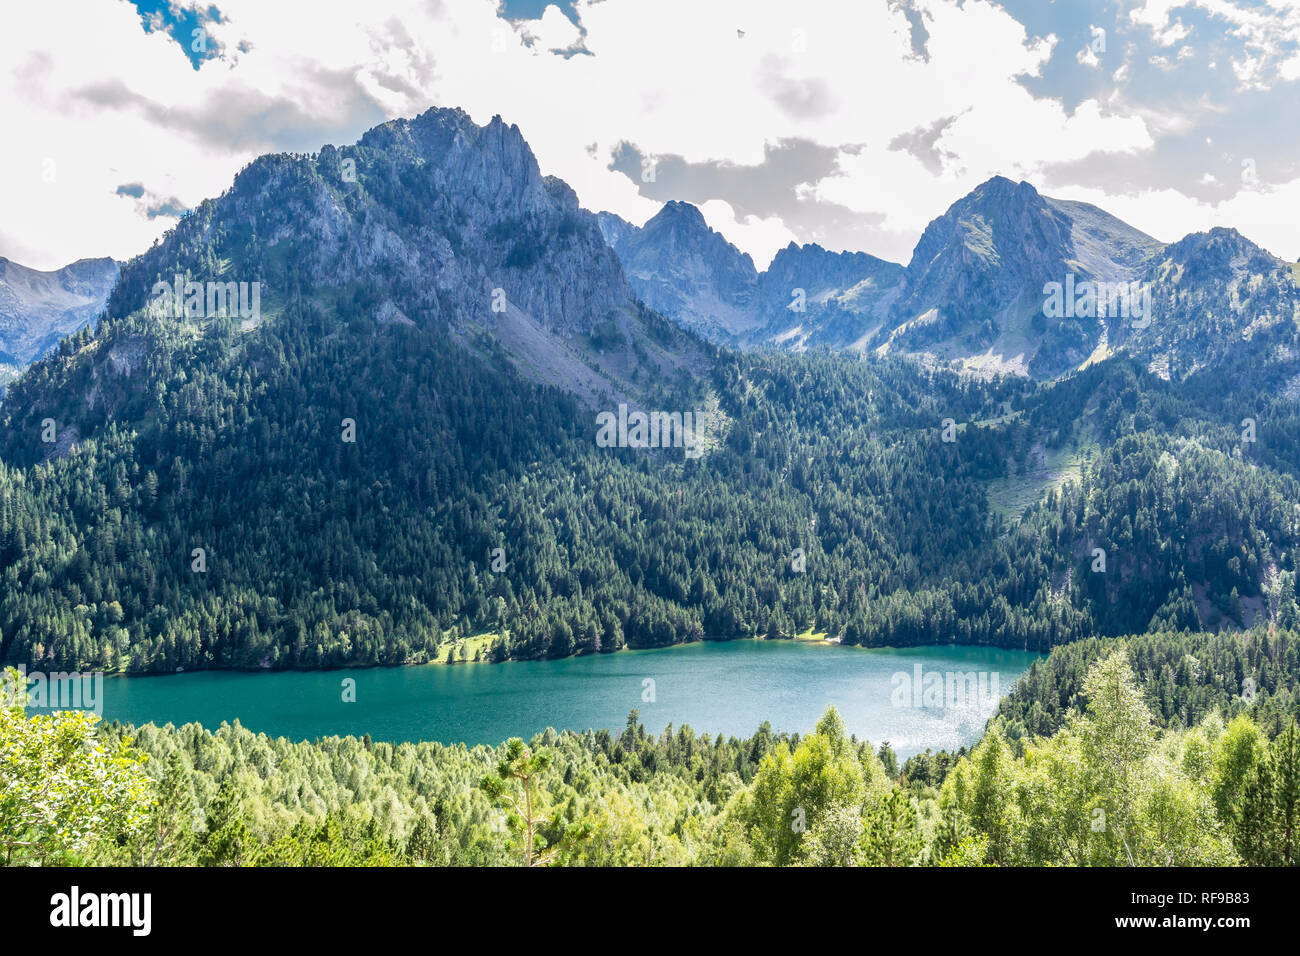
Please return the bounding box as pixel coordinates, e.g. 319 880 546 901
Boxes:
517 5 584 53
1130 0 1300 89
1047 175 1300 260
0 0 1291 272
697 199 798 270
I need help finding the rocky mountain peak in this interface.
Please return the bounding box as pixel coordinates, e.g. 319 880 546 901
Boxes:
607 200 759 343
1164 226 1279 280
74 107 715 410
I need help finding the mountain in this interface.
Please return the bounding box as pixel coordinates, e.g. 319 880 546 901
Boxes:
599 201 760 344
0 106 754 672
0 255 118 381
752 241 904 350
875 177 1164 376
4 105 1300 677
94 108 708 411
1115 227 1298 381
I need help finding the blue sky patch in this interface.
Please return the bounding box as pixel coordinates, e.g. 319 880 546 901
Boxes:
131 1 225 69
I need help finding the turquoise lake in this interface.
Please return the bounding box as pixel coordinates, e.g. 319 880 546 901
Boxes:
96 639 1041 756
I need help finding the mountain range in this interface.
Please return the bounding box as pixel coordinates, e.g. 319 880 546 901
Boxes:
2 105 1300 674
598 174 1299 383
5 114 1296 398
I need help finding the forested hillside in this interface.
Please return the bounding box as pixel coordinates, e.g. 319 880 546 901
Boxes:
7 322 1298 672
5 297 1300 671
2 108 1300 675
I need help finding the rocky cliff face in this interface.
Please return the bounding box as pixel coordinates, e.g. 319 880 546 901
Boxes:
878 178 1171 376
1116 227 1298 381
0 256 118 380
110 108 631 337
601 205 906 350
601 201 760 344
94 107 707 406
752 242 904 350
899 177 1075 317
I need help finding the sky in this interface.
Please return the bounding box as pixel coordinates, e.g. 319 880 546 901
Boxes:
1 0 1297 271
